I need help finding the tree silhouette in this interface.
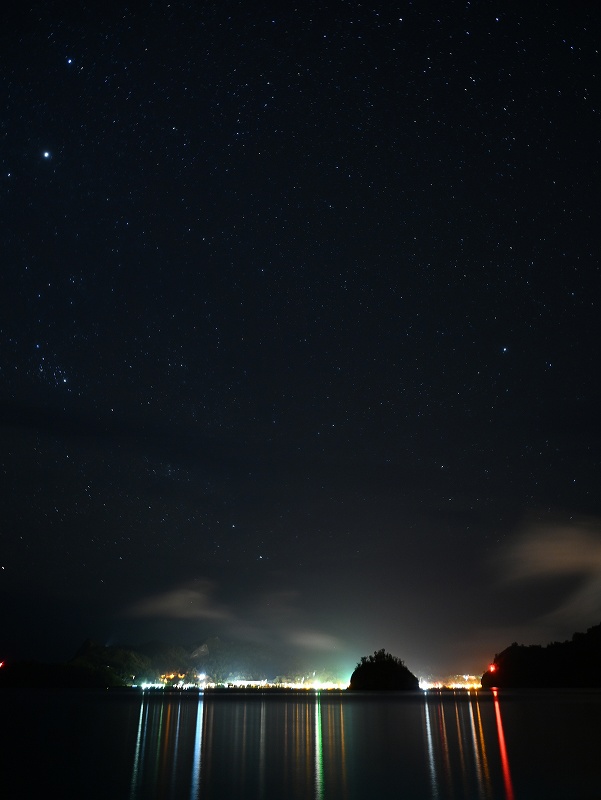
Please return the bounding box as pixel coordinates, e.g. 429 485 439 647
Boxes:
348 649 419 690
481 622 601 688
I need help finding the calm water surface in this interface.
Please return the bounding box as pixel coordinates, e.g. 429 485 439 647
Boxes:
1 688 600 799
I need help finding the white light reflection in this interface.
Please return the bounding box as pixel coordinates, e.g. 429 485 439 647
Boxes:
455 698 469 795
467 696 485 796
190 696 204 799
130 697 148 799
314 693 324 800
424 695 440 798
424 691 497 798
259 701 266 798
170 701 182 795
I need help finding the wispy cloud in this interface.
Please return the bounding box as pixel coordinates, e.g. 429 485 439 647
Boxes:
503 516 601 630
286 630 343 651
122 579 345 656
125 580 232 621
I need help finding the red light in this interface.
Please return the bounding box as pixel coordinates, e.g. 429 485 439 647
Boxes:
489 664 497 672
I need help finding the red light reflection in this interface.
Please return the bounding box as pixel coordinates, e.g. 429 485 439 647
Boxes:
493 690 515 800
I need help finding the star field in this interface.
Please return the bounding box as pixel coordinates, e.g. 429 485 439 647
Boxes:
1 1 600 677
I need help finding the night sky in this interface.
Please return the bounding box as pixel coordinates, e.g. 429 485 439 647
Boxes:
2 1 600 680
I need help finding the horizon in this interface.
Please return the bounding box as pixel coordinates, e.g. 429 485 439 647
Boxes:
5 620 600 689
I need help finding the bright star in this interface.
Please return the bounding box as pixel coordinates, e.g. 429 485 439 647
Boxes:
43 151 50 159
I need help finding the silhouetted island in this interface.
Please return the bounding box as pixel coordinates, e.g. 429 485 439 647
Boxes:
348 649 419 690
481 622 601 688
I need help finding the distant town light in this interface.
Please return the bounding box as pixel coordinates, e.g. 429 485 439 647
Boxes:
419 674 482 690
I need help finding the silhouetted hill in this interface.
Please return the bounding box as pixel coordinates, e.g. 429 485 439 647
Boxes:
348 649 419 690
0 660 126 688
72 640 157 682
70 637 300 684
482 622 601 688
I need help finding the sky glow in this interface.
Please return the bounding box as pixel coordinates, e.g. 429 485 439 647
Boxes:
1 2 600 679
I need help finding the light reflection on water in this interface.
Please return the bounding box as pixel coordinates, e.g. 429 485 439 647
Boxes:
126 690 519 800
3 688 601 799
493 690 515 800
423 690 513 800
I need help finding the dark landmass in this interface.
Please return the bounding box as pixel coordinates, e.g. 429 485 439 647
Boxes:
0 660 126 689
72 639 181 683
69 637 262 684
12 623 601 691
0 637 338 688
71 637 318 684
481 622 601 688
348 649 419 690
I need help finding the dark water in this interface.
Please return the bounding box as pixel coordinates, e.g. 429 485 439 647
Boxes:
1 688 600 799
